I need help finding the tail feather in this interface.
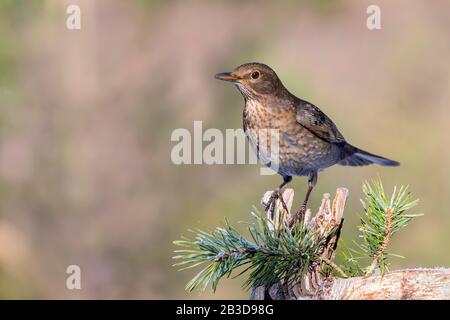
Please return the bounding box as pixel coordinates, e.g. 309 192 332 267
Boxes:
339 145 400 167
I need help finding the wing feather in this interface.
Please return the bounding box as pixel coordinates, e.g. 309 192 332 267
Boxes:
295 101 345 144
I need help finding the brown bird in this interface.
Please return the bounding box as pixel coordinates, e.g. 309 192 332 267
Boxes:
215 63 399 224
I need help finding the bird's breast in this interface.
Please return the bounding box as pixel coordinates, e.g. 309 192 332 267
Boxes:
243 98 298 164
243 98 339 175
243 99 294 132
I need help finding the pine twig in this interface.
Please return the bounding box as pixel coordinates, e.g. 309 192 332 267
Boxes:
320 257 348 278
366 208 392 276
342 179 421 277
173 208 324 292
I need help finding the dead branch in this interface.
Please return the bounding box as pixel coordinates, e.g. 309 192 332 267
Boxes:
316 268 450 300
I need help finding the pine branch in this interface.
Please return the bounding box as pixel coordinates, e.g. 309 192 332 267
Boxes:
339 178 421 276
366 208 392 275
173 212 329 292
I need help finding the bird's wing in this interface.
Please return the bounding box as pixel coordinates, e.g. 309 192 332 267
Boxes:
295 101 346 144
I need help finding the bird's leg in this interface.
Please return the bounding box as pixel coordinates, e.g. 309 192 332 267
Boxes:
264 176 292 217
290 172 317 227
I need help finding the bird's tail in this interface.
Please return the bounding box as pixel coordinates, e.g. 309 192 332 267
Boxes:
338 144 400 167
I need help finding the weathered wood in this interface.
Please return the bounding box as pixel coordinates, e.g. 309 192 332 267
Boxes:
304 188 347 294
309 188 347 261
316 268 450 300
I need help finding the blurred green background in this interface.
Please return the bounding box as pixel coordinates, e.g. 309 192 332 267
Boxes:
0 0 449 299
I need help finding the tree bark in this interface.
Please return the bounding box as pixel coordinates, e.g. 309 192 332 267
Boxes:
315 268 450 300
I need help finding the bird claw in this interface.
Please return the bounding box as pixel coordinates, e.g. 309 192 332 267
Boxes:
264 190 278 213
264 189 289 217
297 205 307 220
289 205 307 228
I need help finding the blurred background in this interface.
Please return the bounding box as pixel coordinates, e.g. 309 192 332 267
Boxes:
0 0 449 299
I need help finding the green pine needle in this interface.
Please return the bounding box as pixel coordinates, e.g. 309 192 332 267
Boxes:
339 178 421 276
174 178 422 293
173 212 327 292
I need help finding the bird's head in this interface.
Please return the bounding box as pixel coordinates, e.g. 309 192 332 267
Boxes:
215 63 283 99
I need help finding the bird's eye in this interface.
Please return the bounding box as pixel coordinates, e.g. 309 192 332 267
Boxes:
251 71 260 79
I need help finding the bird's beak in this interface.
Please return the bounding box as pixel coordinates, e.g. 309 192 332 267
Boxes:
214 72 239 82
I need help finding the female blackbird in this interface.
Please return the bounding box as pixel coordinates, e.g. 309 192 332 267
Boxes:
215 63 399 223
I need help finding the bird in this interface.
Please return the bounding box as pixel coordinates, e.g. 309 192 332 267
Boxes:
215 62 399 225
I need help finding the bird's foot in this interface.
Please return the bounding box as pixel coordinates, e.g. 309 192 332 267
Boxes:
289 205 307 228
264 189 290 217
